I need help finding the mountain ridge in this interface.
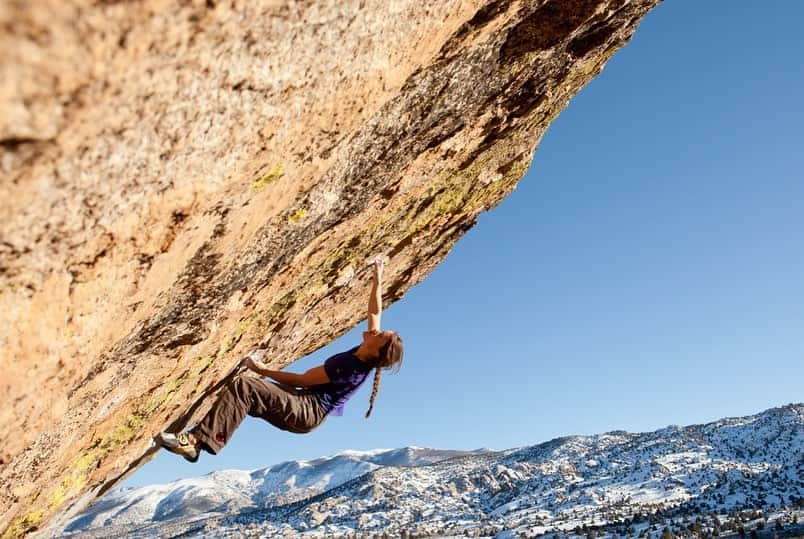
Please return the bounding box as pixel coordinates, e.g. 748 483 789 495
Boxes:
62 402 804 538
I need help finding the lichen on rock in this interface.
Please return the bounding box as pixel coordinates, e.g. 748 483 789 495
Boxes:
0 0 659 535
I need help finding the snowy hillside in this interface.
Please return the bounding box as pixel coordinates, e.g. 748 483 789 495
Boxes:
63 446 482 532
63 404 804 538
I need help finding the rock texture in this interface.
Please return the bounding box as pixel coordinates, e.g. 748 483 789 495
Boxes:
0 0 659 536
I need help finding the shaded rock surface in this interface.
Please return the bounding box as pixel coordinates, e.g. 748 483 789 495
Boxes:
0 0 659 536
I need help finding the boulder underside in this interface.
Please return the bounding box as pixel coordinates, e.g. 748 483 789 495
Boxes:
0 0 659 536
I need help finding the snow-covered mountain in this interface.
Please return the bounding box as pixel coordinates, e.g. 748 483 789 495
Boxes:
63 404 804 538
63 446 483 533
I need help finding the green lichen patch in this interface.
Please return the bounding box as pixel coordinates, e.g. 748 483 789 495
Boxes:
252 164 285 190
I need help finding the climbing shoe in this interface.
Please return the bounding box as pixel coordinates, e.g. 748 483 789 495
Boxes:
155 431 199 463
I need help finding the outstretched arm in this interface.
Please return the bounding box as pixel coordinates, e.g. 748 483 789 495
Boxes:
242 356 330 388
367 256 384 333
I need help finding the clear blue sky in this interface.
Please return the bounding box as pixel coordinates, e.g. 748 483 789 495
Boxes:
123 1 804 489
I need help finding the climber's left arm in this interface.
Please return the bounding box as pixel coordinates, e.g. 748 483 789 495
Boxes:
246 360 330 388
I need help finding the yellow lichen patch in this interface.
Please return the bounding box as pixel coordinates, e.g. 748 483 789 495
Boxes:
219 335 238 356
252 164 285 190
218 315 260 358
237 314 257 335
71 451 98 476
385 148 524 244
44 357 221 525
562 43 622 92
49 474 75 511
144 370 190 415
288 208 309 223
34 332 268 534
195 355 216 377
103 414 146 451
7 470 86 537
46 450 98 516
292 139 533 308
260 291 298 331
2 509 44 539
495 50 542 77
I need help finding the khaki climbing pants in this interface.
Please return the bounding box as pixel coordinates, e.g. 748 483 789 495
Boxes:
190 375 328 455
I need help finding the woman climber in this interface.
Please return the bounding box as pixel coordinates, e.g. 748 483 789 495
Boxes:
157 256 404 462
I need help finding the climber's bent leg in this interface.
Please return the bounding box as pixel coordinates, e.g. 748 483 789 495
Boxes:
249 381 329 435
190 376 327 455
190 376 254 455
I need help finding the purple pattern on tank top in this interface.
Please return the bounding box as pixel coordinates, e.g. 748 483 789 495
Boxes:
311 345 373 416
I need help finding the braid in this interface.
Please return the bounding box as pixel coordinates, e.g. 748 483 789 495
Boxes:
364 367 382 418
364 331 402 419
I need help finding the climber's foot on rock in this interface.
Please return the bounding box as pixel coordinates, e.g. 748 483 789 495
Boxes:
155 431 199 463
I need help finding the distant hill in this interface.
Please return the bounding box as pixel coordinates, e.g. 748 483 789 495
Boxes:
62 403 804 538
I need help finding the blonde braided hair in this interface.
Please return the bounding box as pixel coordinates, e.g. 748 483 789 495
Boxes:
365 332 404 418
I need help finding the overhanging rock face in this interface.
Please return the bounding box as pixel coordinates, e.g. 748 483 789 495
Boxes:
0 0 659 535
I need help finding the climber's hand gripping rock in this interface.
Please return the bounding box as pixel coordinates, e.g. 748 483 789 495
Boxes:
240 349 268 375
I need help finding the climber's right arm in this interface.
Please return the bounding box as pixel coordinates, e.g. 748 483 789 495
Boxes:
367 257 384 332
